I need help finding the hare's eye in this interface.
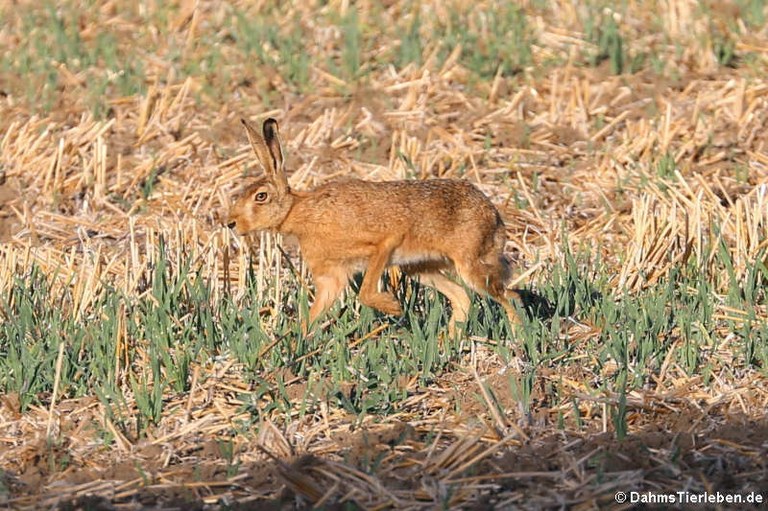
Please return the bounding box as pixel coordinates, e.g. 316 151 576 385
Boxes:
254 191 268 202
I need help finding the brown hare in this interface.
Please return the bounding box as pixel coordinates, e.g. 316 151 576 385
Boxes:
227 118 522 334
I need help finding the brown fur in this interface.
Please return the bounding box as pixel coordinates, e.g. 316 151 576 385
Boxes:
228 118 521 333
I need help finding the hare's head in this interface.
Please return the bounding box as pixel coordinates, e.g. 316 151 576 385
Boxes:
227 118 294 235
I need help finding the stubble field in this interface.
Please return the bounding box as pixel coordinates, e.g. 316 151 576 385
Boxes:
1 1 767 509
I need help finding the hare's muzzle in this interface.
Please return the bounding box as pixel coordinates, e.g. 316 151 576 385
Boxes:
225 210 237 230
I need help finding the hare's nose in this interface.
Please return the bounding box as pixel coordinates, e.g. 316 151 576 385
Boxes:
227 221 236 229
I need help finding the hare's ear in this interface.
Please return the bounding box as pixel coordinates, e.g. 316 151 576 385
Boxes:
262 118 284 173
241 118 289 195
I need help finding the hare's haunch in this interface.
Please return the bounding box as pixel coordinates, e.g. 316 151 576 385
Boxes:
228 118 521 333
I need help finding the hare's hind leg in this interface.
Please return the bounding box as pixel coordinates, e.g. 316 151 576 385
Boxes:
456 256 521 327
404 262 471 335
359 237 403 316
501 288 522 327
416 272 471 336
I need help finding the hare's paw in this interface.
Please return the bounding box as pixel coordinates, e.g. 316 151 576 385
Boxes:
446 317 469 338
362 292 403 316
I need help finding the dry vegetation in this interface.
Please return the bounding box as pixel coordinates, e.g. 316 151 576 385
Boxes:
1 0 767 509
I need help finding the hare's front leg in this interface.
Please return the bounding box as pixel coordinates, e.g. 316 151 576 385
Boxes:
359 237 403 316
304 268 349 333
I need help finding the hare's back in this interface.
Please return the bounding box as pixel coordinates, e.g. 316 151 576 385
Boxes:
320 178 498 217
305 179 503 241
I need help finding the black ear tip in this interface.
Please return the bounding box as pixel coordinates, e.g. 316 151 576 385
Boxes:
240 118 248 126
263 118 279 136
